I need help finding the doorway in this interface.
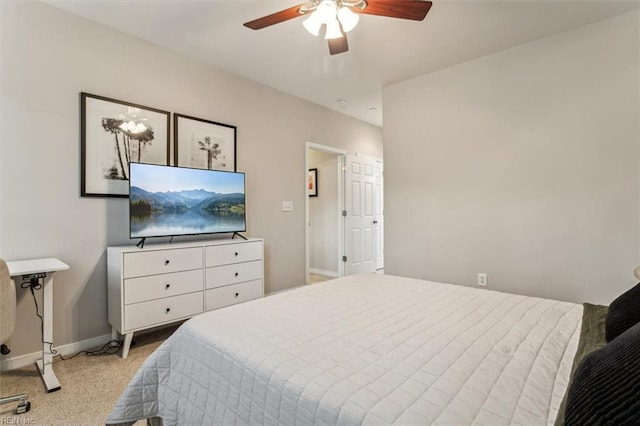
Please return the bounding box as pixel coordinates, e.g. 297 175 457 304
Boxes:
305 143 384 284
305 142 346 284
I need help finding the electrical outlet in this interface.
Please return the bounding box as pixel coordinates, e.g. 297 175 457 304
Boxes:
23 272 46 280
477 273 488 287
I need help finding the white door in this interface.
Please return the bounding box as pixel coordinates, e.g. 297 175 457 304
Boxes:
345 154 382 274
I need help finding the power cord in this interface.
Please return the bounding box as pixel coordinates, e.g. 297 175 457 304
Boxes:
57 339 122 360
21 276 56 356
21 276 122 360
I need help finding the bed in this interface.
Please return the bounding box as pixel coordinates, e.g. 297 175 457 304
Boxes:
106 273 589 425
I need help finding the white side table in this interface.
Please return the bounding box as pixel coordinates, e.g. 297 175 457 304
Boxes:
6 258 69 393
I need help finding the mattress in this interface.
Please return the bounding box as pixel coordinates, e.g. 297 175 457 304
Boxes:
107 273 583 425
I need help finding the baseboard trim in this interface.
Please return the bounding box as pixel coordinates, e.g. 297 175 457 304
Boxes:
309 268 340 278
0 333 112 372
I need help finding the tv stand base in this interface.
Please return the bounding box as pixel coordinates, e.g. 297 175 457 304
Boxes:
232 232 248 240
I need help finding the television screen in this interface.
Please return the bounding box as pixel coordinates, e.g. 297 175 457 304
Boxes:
129 163 246 239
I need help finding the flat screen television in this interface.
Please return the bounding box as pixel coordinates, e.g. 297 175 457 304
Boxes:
129 163 246 240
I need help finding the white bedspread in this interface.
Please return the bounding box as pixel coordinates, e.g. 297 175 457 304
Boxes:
107 274 582 425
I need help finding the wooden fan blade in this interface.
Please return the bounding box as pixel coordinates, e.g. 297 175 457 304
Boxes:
328 34 349 55
243 5 307 30
355 0 432 21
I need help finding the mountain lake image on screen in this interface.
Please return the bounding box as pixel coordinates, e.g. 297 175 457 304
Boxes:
129 163 246 239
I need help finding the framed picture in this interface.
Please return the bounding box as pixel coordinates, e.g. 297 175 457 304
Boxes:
174 114 236 171
308 168 318 197
81 92 170 197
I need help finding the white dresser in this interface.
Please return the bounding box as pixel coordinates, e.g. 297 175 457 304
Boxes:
108 238 264 358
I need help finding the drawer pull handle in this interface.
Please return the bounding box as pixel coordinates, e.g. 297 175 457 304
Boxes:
164 260 170 266
235 293 239 298
234 252 239 257
165 307 171 314
165 283 171 290
235 272 239 277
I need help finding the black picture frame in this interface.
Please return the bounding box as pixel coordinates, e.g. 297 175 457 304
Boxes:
174 113 237 171
80 92 170 198
308 168 318 197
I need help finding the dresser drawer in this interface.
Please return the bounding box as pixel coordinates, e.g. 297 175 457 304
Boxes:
123 247 202 278
205 279 263 311
124 292 203 331
205 241 262 267
205 260 263 290
124 269 203 305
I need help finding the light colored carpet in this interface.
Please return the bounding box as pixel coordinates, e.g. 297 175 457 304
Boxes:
308 273 333 284
0 325 179 425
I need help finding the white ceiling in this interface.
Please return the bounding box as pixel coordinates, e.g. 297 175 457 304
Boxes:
44 0 640 127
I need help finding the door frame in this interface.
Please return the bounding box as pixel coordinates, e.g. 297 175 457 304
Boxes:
375 159 384 271
305 142 347 285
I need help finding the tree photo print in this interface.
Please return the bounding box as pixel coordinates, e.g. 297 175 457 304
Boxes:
174 114 236 172
81 93 170 197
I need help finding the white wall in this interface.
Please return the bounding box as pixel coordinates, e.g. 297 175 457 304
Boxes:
384 10 640 305
309 149 340 276
0 1 382 358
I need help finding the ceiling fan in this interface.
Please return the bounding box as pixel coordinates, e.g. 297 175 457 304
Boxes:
243 0 433 55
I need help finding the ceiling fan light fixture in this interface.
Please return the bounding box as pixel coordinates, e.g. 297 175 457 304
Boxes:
316 0 338 24
324 18 343 39
337 6 359 33
302 12 323 36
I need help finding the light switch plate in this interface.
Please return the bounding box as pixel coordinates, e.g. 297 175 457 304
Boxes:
282 201 293 212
